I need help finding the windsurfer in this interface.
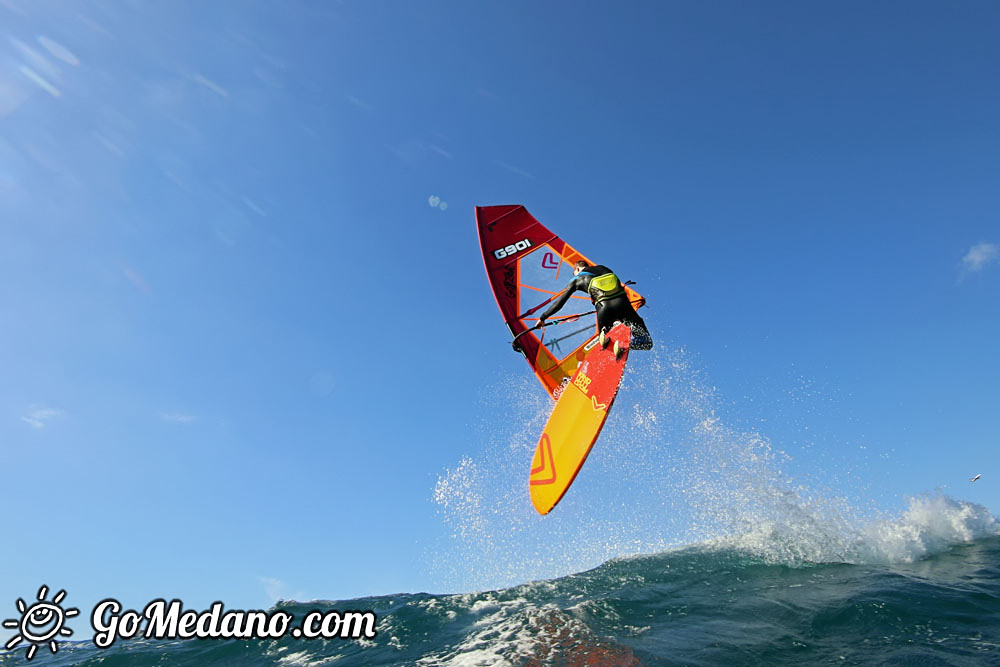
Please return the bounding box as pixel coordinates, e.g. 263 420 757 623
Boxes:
538 261 653 350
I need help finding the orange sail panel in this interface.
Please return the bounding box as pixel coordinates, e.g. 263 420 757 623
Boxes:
529 323 632 514
476 205 644 396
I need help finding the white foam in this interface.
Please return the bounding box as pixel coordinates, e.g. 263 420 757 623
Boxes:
857 494 999 564
415 596 628 667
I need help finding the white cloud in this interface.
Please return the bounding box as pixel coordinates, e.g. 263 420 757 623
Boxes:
308 371 335 397
123 266 152 293
960 242 999 275
22 406 64 429
428 144 453 159
192 73 229 99
242 197 266 217
160 412 197 423
494 160 534 180
93 131 125 158
345 94 370 110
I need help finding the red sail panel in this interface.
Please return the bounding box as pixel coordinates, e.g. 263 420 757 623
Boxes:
476 205 644 396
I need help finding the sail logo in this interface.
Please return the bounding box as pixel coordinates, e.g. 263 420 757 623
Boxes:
503 266 516 297
493 239 532 259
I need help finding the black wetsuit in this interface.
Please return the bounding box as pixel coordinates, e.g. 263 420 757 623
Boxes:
540 265 653 350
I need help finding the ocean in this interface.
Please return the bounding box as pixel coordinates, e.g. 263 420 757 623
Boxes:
3 532 998 665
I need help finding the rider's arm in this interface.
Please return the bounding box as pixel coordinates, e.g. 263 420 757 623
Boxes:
539 275 586 321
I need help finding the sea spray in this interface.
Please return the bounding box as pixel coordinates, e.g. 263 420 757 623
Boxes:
429 345 999 595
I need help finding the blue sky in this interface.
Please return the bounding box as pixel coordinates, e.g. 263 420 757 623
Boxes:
2 0 998 627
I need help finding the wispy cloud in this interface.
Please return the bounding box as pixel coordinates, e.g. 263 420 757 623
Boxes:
163 170 191 192
389 139 428 165
959 242 999 278
160 412 197 424
22 406 64 429
242 197 266 217
77 13 113 39
192 73 229 99
345 94 370 110
494 160 534 180
308 371 335 397
93 131 125 158
123 266 152 294
428 144 453 159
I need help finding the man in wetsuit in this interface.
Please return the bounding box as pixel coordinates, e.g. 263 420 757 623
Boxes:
538 261 653 350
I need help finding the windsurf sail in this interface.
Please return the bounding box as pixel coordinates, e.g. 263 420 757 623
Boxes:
476 205 645 396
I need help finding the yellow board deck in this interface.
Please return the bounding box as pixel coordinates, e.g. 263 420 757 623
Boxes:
529 323 632 515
